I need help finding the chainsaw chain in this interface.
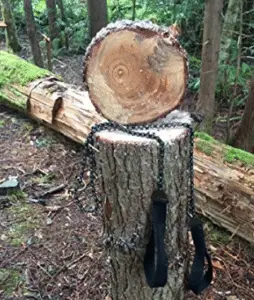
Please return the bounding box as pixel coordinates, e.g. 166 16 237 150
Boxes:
72 121 196 218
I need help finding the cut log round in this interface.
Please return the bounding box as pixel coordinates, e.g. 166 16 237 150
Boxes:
94 126 191 299
84 20 188 124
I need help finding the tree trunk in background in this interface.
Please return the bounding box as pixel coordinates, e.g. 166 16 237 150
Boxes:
24 0 44 68
87 0 108 39
56 0 69 50
132 0 136 20
46 0 59 41
196 0 223 133
1 0 21 52
219 0 240 65
231 74 254 153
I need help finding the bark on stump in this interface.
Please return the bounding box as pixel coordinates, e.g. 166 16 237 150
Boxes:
95 127 191 300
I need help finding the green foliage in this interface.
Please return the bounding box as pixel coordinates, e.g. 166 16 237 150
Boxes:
188 55 201 92
0 119 6 128
107 0 205 53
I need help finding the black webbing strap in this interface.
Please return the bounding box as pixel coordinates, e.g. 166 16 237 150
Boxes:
143 190 169 287
188 217 213 294
143 190 213 294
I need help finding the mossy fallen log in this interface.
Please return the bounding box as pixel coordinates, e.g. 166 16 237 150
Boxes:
0 50 254 245
0 50 105 142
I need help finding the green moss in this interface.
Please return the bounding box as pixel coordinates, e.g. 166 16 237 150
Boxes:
224 146 254 166
7 190 27 202
0 50 50 88
195 131 254 166
0 89 27 111
33 172 55 184
7 194 40 246
207 224 231 245
195 131 217 143
0 268 24 296
196 140 213 156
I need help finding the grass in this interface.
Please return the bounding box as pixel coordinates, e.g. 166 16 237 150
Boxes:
0 268 24 297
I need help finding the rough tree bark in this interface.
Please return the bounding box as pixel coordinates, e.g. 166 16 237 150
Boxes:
96 127 190 299
84 20 188 124
87 0 108 39
231 74 254 152
46 0 59 41
196 0 223 133
132 0 136 21
0 0 21 52
219 0 240 65
24 0 44 68
0 50 254 245
56 0 69 50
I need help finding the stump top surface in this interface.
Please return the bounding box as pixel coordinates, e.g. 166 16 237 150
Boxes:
97 127 187 144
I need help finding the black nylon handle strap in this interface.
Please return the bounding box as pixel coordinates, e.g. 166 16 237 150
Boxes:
188 217 213 295
143 189 169 288
143 192 213 294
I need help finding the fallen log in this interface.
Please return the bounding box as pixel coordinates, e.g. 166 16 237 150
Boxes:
0 50 254 246
0 50 105 142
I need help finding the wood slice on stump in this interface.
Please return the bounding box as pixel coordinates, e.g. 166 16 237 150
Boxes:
93 124 192 300
83 20 188 124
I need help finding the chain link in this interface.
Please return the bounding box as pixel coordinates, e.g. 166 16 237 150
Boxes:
73 121 196 218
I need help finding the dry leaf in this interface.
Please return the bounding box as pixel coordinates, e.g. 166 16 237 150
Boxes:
212 260 224 271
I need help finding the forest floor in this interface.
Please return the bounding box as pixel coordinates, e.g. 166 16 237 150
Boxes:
0 41 254 300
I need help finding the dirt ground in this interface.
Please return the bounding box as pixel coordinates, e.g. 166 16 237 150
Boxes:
0 41 254 299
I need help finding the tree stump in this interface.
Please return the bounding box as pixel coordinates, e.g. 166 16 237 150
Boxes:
94 124 191 300
83 20 188 124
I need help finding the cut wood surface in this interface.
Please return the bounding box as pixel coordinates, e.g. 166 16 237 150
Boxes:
0 51 254 245
83 20 188 124
0 20 7 27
